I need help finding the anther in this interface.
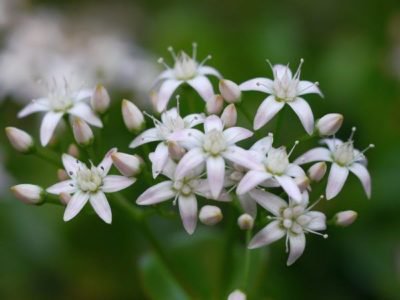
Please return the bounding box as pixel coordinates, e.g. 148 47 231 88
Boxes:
167 46 177 60
288 140 299 157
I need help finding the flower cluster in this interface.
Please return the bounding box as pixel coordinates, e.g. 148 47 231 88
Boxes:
7 45 373 268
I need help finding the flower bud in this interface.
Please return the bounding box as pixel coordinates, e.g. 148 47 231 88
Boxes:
199 205 223 225
206 94 224 115
111 152 144 177
221 104 237 128
219 79 241 103
316 113 343 136
228 290 246 300
57 169 69 181
150 90 158 112
168 142 186 161
237 213 254 230
71 117 94 146
308 162 327 182
122 99 145 133
91 84 110 114
295 175 310 192
68 144 80 158
59 192 71 205
334 210 358 227
5 127 34 153
11 184 44 205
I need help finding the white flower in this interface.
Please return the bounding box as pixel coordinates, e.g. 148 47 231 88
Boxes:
136 159 230 234
294 128 374 200
170 115 257 199
154 44 222 112
130 107 204 178
18 78 102 146
228 290 246 300
240 60 322 134
248 190 327 266
236 134 305 202
46 148 135 224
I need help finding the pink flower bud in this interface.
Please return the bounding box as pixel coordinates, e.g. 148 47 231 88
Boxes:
57 169 69 181
308 162 327 182
122 99 145 133
111 152 144 177
59 192 71 205
71 117 94 146
5 127 34 153
68 144 80 158
11 184 44 205
91 84 110 114
219 79 241 103
295 175 310 192
237 213 254 230
168 142 186 161
221 104 237 128
199 205 223 225
334 210 358 227
228 290 246 300
206 94 224 115
316 113 343 136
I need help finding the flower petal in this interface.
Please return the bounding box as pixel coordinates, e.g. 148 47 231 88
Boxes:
18 98 49 118
187 75 214 102
198 66 222 78
73 89 93 101
286 164 306 178
239 77 273 93
321 138 343 152
349 163 371 199
102 175 136 193
130 128 162 148
97 148 117 176
288 98 314 135
250 135 273 155
168 128 204 149
137 181 175 205
254 96 284 130
178 194 198 235
183 113 205 128
223 127 253 145
69 102 102 128
206 156 225 199
89 192 112 224
294 147 332 165
274 64 292 79
237 170 272 195
275 175 302 202
40 111 63 146
249 189 287 216
62 154 84 176
204 115 223 133
238 193 258 217
46 180 76 195
248 220 285 249
297 80 323 97
175 148 206 179
63 191 89 222
151 143 169 178
156 79 182 112
287 233 306 266
223 146 263 171
306 211 327 231
326 163 349 200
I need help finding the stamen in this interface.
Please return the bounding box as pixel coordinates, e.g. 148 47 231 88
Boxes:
351 144 375 163
176 95 181 114
305 229 328 239
167 46 177 60
285 234 290 253
227 184 237 194
172 194 179 206
297 81 319 95
265 59 276 78
255 82 270 89
198 55 212 67
192 42 198 60
293 58 304 79
349 127 356 141
157 57 171 70
288 140 299 157
143 111 162 126
306 195 324 211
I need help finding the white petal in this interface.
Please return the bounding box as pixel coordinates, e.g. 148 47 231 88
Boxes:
237 170 272 195
187 75 214 102
183 113 205 128
68 103 102 128
198 66 222 78
168 128 204 149
102 175 136 193
287 233 306 266
275 175 302 202
248 221 285 249
178 194 198 235
349 163 371 198
97 148 117 176
297 80 323 97
206 156 225 199
239 77 273 93
294 147 332 165
321 138 343 152
223 127 253 145
274 64 292 79
156 79 182 112
46 180 77 195
326 163 349 200
18 99 49 118
159 157 177 179
63 191 89 222
154 69 174 83
130 128 162 148
62 154 84 177
306 211 327 231
254 96 284 130
73 89 93 101
238 194 257 217
40 111 63 146
175 148 206 179
194 179 230 201
136 181 175 205
152 143 169 178
223 146 263 171
249 189 287 216
288 98 314 135
89 192 112 224
286 164 306 178
250 136 273 155
204 115 223 133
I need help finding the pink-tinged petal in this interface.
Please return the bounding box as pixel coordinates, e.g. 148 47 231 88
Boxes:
223 127 253 145
159 158 177 179
250 136 273 155
18 98 49 118
238 194 257 217
156 79 183 112
175 148 206 179
183 113 205 128
248 220 285 249
288 98 314 135
305 211 326 231
198 66 222 78
130 128 162 148
321 138 343 152
40 111 64 146
297 80 323 97
249 189 287 216
194 179 230 201
69 103 102 128
97 148 117 176
274 64 292 79
254 96 284 130
187 75 214 102
168 128 204 149
73 89 93 101
275 175 302 202
62 154 84 176
239 77 273 93
286 164 306 178
223 146 263 171
326 163 349 200
152 143 169 178
178 194 198 235
102 175 136 193
204 115 223 133
349 163 371 198
154 69 174 83
63 191 89 222
237 170 272 195
89 192 112 224
287 233 306 266
46 180 76 195
136 181 175 205
206 156 225 199
294 147 332 165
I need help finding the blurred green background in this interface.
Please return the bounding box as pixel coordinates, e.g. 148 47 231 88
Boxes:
1 0 400 299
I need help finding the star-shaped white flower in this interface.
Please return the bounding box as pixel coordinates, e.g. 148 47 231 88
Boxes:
130 107 204 178
46 149 135 223
153 44 222 112
248 190 327 266
294 128 373 200
240 60 322 134
137 158 230 234
18 79 102 146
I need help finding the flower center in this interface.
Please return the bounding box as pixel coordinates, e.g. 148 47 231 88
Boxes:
203 129 227 156
173 178 198 196
265 147 289 175
281 205 310 234
76 166 103 193
333 142 354 166
273 78 298 102
49 94 73 112
174 52 198 80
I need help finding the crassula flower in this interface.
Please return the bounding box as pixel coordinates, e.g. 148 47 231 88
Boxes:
240 60 322 134
153 44 222 112
248 189 327 266
46 148 135 223
18 79 102 146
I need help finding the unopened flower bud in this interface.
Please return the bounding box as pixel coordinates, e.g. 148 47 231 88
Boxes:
334 210 358 227
308 162 327 182
111 152 144 177
150 90 158 112
316 113 343 136
71 117 93 146
199 205 223 225
219 79 241 103
59 192 71 205
221 104 237 128
5 127 34 153
237 213 254 230
11 184 44 205
68 144 79 158
228 290 246 300
295 175 310 192
206 94 224 115
168 142 186 161
91 84 110 114
122 99 145 133
57 169 69 181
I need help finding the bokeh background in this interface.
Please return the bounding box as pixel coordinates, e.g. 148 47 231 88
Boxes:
1 0 400 299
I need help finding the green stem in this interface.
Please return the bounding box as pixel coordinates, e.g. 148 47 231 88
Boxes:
242 230 252 292
237 103 253 127
34 148 62 168
274 106 286 144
